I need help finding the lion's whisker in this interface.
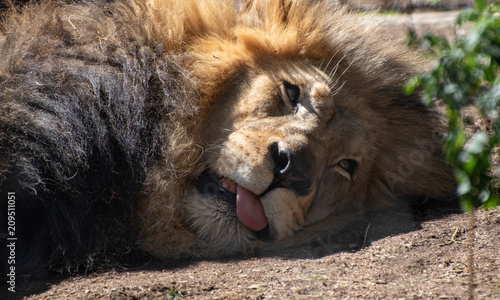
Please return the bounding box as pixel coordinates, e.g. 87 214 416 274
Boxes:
331 80 346 96
220 127 234 132
318 58 326 70
328 55 346 82
331 57 354 87
323 49 341 72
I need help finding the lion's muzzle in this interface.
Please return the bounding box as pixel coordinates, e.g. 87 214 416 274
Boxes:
193 141 314 234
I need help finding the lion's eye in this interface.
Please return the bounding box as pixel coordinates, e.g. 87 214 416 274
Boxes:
282 80 300 106
338 159 357 175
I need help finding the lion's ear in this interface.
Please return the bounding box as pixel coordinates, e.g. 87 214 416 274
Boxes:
238 0 293 27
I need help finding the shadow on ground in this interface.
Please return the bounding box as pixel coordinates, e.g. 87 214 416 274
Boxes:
2 197 462 299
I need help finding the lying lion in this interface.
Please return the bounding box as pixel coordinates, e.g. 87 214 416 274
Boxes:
0 0 456 277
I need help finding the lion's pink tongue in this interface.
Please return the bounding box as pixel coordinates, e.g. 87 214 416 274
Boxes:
236 185 268 231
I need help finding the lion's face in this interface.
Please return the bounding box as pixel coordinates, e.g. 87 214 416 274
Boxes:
135 0 455 257
186 58 370 249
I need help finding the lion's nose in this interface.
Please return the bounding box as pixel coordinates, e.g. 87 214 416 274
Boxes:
271 144 312 195
275 147 294 176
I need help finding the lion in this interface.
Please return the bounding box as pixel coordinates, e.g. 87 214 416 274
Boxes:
0 0 456 277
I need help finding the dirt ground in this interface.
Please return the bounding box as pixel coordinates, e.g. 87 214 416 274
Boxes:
6 204 499 299
2 7 499 300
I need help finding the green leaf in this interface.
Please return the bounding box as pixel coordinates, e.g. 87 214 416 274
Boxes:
466 131 489 154
403 76 420 96
474 0 487 11
459 152 478 176
483 196 499 209
456 170 472 196
478 189 490 203
460 195 475 211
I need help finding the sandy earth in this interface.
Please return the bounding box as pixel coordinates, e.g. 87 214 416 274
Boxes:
5 205 499 299
2 8 499 300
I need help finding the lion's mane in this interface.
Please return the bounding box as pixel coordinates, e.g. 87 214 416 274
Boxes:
0 0 202 274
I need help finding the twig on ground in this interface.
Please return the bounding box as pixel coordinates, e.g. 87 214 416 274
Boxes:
441 226 460 246
363 223 371 247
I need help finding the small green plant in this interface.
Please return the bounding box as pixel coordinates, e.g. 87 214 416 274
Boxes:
405 0 500 211
167 288 182 300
